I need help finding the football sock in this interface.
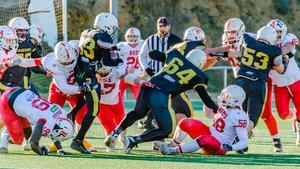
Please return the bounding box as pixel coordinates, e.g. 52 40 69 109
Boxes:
263 116 279 137
177 140 200 153
76 115 95 141
171 127 187 147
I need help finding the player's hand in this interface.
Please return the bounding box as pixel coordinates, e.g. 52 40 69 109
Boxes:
222 144 233 151
57 149 72 155
40 146 49 155
79 81 91 92
228 51 241 59
216 107 226 115
145 68 154 77
140 80 155 88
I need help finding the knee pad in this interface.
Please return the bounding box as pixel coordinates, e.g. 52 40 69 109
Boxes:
178 118 192 132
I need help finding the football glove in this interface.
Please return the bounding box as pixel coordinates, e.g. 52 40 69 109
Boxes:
79 81 91 92
222 144 233 151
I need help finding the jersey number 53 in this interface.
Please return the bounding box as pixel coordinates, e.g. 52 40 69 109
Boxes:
241 47 270 70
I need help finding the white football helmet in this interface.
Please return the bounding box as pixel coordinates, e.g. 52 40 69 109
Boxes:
125 27 141 45
54 41 77 71
224 18 245 44
0 26 18 51
183 27 206 42
8 17 29 41
29 25 44 44
186 49 207 69
50 117 74 142
69 40 80 57
257 26 277 45
267 19 287 44
218 85 246 108
94 12 118 40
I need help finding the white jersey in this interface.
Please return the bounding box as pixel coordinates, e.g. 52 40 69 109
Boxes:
270 33 300 86
42 53 80 95
0 48 17 76
12 89 67 137
117 40 144 77
223 32 256 78
98 64 126 105
210 108 249 145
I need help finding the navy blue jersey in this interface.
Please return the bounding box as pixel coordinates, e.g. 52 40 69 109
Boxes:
172 40 206 56
237 34 282 81
79 28 113 62
150 49 208 96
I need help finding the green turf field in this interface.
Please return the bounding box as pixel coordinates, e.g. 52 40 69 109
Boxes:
0 109 300 169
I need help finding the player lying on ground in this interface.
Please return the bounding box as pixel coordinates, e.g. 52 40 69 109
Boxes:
0 87 74 155
105 48 225 153
155 85 248 155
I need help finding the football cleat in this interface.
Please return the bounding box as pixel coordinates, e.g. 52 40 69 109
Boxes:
0 130 9 153
104 133 118 148
83 138 97 152
160 143 179 155
273 138 283 152
70 139 91 154
22 140 31 151
124 136 137 154
106 141 116 152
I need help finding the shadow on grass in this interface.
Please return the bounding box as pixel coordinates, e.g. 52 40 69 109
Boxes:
7 150 300 167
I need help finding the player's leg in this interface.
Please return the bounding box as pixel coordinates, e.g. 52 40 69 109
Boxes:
48 82 67 107
289 80 300 145
274 85 293 120
111 95 127 146
119 79 128 99
129 83 140 100
171 92 194 122
261 78 281 152
97 104 115 135
71 81 100 154
104 86 150 148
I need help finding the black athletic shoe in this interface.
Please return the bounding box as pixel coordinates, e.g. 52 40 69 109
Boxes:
71 139 91 154
273 138 283 152
124 136 138 154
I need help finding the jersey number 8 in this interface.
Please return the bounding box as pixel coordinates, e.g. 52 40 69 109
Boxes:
163 57 196 84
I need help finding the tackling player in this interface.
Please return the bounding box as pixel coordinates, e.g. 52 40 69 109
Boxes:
0 87 74 155
158 85 248 155
105 48 223 153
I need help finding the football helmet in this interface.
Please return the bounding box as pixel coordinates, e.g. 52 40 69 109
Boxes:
257 26 277 45
50 117 74 142
267 19 287 44
54 41 77 71
69 40 80 57
29 25 44 45
8 17 29 41
94 12 118 40
125 27 141 45
186 49 207 69
218 85 246 108
0 26 18 51
224 18 245 44
183 27 206 42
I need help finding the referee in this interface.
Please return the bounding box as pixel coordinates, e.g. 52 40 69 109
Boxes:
138 17 194 138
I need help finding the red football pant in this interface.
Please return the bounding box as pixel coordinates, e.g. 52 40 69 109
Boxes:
48 82 87 124
119 79 140 100
0 89 30 145
97 94 125 135
178 118 226 155
274 80 300 121
261 77 279 136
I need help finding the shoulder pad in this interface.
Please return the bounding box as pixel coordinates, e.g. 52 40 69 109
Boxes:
244 32 257 39
42 53 62 74
285 33 299 45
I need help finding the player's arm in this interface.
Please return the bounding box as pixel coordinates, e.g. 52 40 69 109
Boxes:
273 55 288 74
231 126 248 151
194 84 218 113
138 38 150 71
29 120 48 155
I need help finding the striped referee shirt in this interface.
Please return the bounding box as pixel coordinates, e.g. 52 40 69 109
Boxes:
139 33 182 74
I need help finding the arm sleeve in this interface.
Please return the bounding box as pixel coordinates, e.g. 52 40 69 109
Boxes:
31 66 47 75
231 127 248 151
138 38 150 71
194 85 218 112
17 57 43 67
53 74 80 95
